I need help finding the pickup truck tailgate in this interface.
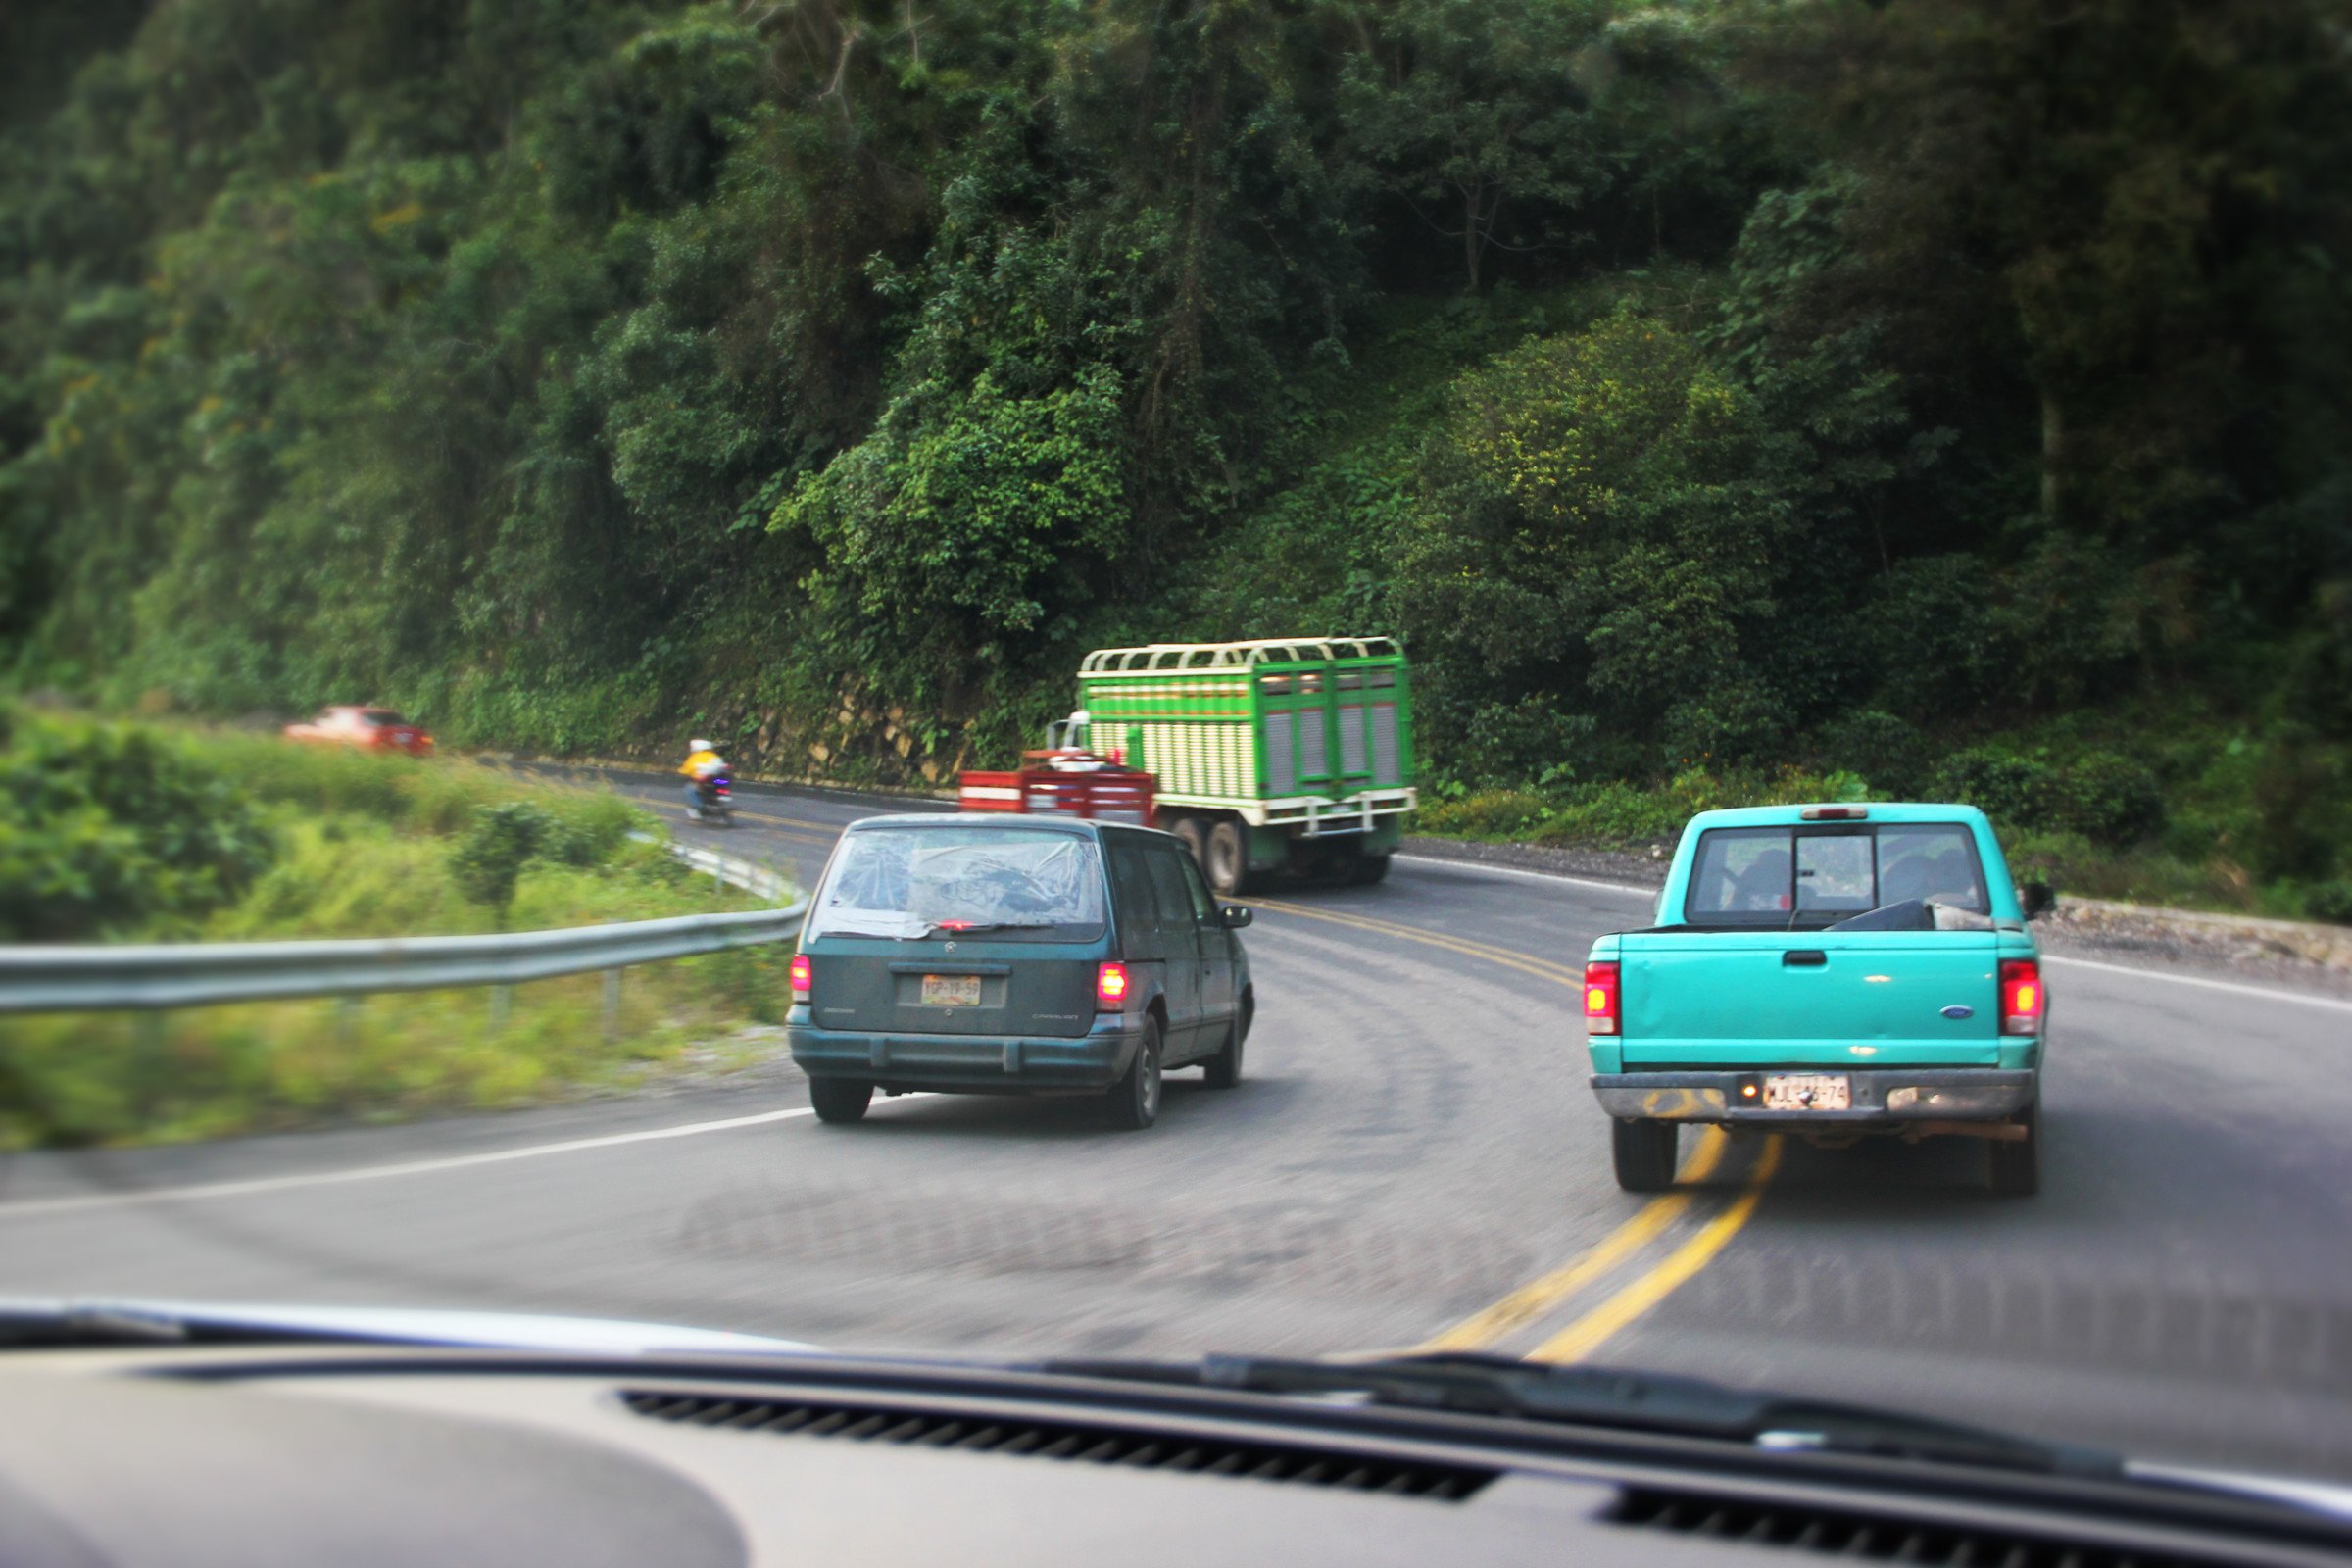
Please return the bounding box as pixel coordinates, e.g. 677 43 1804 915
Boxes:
1620 931 2001 1065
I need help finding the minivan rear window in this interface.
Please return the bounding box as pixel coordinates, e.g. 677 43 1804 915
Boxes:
1683 823 1987 927
808 827 1107 941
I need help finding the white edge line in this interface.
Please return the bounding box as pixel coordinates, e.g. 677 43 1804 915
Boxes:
1395 855 2352 1013
1393 852 1660 900
2039 954 2352 1014
0 1101 903 1222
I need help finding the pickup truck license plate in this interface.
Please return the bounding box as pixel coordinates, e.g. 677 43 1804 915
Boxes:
1762 1073 1849 1111
921 974 983 1007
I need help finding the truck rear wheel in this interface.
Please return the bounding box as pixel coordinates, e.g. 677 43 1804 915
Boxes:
1611 1119 1678 1192
1171 816 1206 866
1205 819 1253 897
1986 1102 2040 1198
1348 852 1392 885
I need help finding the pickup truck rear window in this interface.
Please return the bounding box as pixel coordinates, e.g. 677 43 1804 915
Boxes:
1684 823 1988 926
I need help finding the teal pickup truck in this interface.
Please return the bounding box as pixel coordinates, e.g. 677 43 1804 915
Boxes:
1584 803 2056 1197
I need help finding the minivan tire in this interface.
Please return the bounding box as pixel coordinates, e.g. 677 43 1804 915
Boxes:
1987 1102 2039 1198
1106 1019 1163 1130
1611 1118 1678 1192
809 1077 873 1125
1201 1017 1244 1089
1205 819 1252 897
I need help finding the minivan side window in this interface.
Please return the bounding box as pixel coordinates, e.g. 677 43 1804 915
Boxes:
1175 854 1219 927
1108 839 1163 956
1144 848 1197 932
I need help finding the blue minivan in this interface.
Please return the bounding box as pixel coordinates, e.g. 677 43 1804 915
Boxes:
787 816 1255 1129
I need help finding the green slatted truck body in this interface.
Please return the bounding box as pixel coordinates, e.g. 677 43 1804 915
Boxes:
1074 638 1417 895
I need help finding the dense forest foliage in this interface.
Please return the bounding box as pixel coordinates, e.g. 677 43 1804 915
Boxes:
3 1 2349 904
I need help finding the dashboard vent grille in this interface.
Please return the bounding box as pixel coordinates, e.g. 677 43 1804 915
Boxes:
620 1390 1494 1502
1608 1487 2221 1568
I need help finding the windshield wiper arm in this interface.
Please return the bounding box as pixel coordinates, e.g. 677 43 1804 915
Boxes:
1044 1353 2120 1478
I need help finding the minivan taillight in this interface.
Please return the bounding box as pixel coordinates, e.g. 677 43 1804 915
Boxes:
790 953 812 1004
2000 959 2042 1035
1096 961 1130 1010
1584 961 1621 1036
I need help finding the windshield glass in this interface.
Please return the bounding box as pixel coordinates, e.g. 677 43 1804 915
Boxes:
4 0 2348 1522
808 827 1107 940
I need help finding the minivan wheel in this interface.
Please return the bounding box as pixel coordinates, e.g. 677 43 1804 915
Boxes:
1205 819 1252 897
808 1078 873 1125
1106 1019 1163 1130
1611 1118 1678 1192
1986 1101 2040 1198
1201 1017 1244 1089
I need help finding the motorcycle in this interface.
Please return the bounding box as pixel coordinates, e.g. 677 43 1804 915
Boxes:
685 773 734 827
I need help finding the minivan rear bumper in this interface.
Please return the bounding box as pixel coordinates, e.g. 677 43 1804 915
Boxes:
1591 1067 2035 1126
788 1012 1146 1092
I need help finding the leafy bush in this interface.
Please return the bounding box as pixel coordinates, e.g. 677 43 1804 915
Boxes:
0 708 275 940
2305 881 2352 926
1448 697 1595 791
1931 746 2165 848
2046 753 2167 848
1414 790 1555 839
1819 710 1929 798
450 802 560 925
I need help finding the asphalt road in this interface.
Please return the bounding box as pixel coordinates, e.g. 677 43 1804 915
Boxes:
6 771 2351 1484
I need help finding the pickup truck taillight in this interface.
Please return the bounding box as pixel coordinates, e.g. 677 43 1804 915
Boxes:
790 954 812 1004
2000 959 2043 1035
1584 961 1621 1035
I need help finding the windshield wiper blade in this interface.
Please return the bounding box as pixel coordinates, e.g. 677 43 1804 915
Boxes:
1045 1353 2120 1478
0 1304 194 1347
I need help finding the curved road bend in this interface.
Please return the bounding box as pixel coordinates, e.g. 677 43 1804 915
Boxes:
3 770 2348 1480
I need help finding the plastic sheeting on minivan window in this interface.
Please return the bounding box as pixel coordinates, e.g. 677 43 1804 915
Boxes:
808 828 1108 940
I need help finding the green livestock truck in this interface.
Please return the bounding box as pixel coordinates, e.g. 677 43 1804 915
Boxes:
1070 637 1417 895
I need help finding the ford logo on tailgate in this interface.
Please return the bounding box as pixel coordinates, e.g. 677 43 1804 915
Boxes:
1940 1004 1975 1020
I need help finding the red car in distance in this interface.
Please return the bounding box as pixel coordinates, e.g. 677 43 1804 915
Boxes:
283 706 434 757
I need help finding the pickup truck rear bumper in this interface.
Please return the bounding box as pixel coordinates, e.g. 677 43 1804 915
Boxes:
1590 1068 2035 1126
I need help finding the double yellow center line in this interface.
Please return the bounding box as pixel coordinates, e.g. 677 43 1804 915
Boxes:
1241 892 1781 1363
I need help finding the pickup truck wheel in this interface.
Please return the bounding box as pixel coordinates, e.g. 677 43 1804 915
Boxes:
1171 816 1206 867
1105 1019 1163 1130
1611 1118 1678 1192
1205 820 1253 898
1986 1102 2040 1198
808 1078 873 1125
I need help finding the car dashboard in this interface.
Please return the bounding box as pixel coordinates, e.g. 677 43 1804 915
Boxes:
0 1345 2339 1568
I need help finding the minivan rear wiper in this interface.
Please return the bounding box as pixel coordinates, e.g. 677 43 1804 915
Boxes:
1042 1352 2121 1478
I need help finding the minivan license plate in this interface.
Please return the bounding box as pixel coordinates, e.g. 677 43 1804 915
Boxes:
921 974 983 1007
1762 1073 1849 1111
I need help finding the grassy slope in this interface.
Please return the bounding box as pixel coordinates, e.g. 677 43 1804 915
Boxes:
0 730 797 1149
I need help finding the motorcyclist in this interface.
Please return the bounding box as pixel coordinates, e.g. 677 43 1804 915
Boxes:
679 738 728 817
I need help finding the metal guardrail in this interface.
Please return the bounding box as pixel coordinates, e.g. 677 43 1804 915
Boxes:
0 847 803 1017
